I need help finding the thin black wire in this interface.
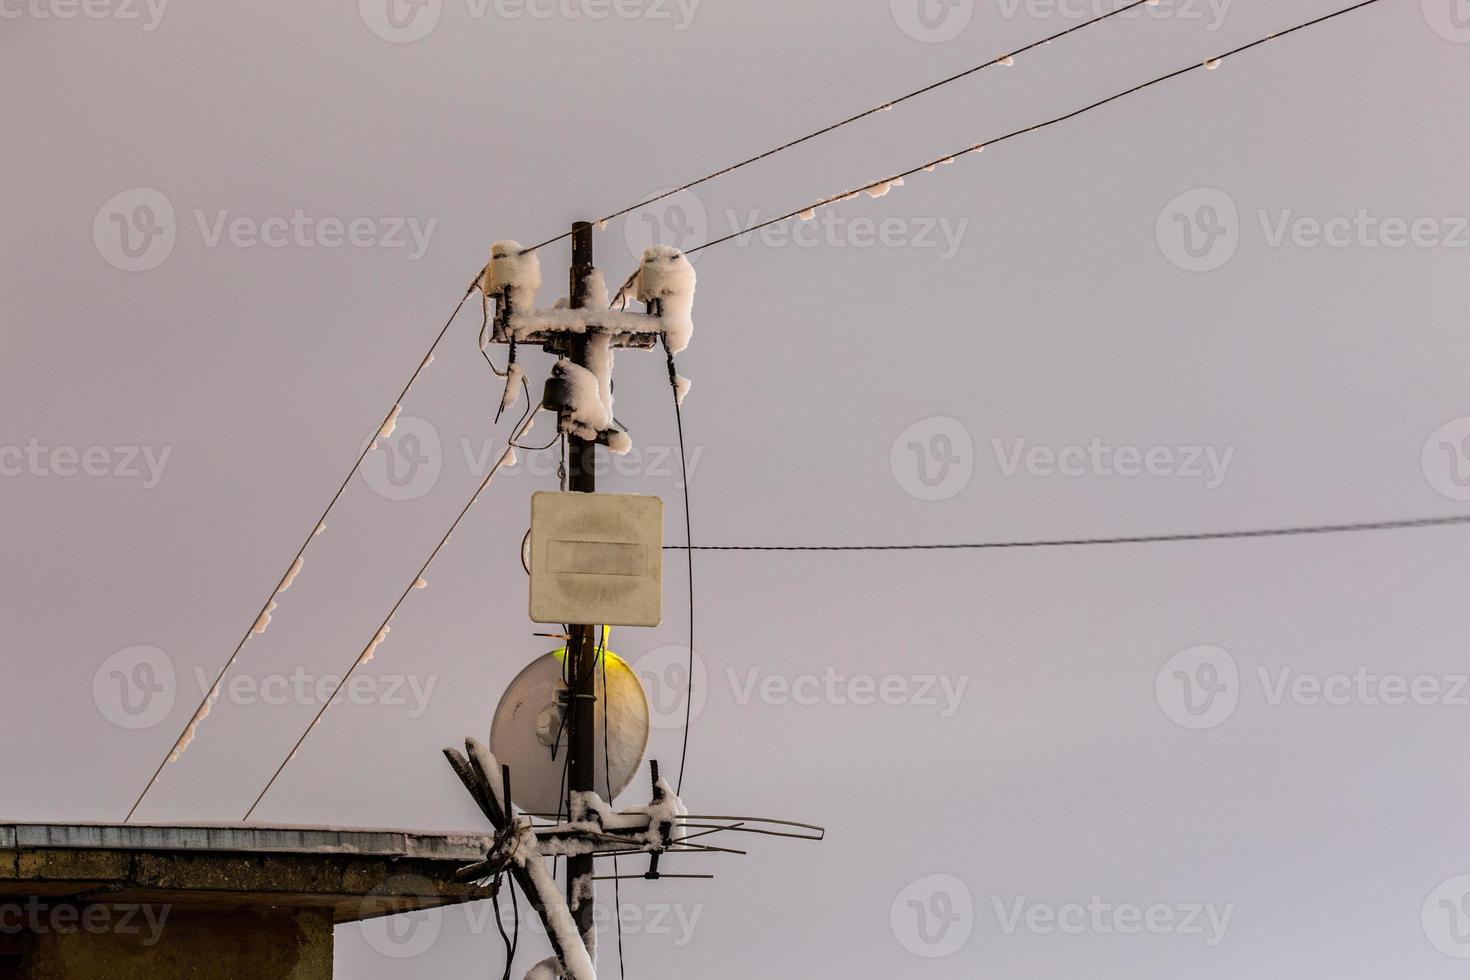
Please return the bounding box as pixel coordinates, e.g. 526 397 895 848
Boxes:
598 629 627 980
482 348 508 378
509 876 520 970
520 0 1156 254
595 0 1154 228
481 292 508 378
660 515 1470 552
518 429 564 453
493 884 514 980
125 278 480 824
551 622 574 882
663 344 696 799
242 380 538 821
688 0 1388 255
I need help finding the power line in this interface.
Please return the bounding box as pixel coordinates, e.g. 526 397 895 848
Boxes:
159 0 1388 819
241 384 539 822
688 0 1387 254
521 0 1157 254
237 0 1389 810
124 278 480 824
519 0 1390 819
660 515 1470 552
662 345 696 798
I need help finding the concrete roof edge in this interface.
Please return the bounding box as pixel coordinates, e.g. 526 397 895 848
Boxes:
0 823 492 861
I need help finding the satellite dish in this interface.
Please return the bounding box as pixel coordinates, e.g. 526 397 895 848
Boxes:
491 638 650 817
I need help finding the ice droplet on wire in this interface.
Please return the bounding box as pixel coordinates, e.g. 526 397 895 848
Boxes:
359 625 391 665
865 177 905 199
168 683 222 763
379 404 403 439
253 600 278 635
278 557 304 593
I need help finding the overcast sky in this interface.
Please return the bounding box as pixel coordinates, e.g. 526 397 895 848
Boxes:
4 0 1470 976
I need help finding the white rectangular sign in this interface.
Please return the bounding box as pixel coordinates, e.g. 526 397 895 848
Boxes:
529 492 663 627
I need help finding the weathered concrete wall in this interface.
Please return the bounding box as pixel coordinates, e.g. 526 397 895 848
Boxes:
9 906 333 980
0 825 493 978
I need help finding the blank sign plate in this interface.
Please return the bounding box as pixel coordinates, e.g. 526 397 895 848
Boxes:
529 491 663 626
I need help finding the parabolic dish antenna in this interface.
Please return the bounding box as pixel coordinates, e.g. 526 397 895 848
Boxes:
491 639 650 817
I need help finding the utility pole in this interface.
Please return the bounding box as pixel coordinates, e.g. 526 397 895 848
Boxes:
445 223 825 980
564 220 600 951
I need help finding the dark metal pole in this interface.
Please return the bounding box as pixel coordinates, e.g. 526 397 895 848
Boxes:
564 220 600 953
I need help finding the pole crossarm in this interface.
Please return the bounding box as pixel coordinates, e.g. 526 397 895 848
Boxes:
493 307 664 353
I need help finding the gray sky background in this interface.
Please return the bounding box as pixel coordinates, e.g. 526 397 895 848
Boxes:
4 0 1470 976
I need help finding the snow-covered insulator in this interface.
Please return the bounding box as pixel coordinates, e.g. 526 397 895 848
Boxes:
542 359 611 433
482 240 542 311
541 364 574 417
542 358 631 454
636 245 696 355
500 362 525 414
